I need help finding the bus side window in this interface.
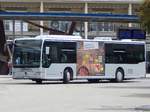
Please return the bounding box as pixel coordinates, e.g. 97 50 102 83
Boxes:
50 46 58 63
16 56 21 64
61 53 67 63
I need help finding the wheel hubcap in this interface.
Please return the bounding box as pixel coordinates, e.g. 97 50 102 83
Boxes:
66 71 70 81
117 72 123 81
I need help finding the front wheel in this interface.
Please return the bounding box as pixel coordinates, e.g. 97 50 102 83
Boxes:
63 69 71 84
115 69 124 82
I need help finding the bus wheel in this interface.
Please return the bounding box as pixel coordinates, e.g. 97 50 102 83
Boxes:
35 79 42 84
63 69 71 84
115 69 124 82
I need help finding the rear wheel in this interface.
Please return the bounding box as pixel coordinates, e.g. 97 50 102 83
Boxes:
115 69 124 82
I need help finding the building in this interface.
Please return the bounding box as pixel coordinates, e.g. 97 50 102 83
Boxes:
0 0 143 39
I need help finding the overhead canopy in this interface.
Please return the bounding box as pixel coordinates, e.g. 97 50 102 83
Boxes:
0 11 139 23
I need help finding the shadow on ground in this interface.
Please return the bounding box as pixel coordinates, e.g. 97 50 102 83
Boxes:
88 105 150 111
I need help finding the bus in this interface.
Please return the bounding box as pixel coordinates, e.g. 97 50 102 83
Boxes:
12 35 146 83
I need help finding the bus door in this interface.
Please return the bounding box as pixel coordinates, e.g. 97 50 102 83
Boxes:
42 41 77 78
42 41 60 78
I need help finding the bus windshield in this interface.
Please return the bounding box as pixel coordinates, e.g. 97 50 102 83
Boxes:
13 40 42 68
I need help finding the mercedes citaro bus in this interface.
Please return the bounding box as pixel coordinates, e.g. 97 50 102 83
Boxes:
12 35 146 84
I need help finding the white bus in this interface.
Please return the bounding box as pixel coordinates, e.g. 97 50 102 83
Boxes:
12 35 146 83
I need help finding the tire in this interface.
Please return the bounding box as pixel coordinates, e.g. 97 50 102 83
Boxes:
35 79 42 84
63 69 71 84
115 69 124 82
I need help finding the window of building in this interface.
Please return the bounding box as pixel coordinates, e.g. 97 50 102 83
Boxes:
9 20 28 32
4 20 10 31
4 11 28 32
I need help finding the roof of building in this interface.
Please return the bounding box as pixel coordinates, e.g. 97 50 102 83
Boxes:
0 11 139 22
0 0 143 4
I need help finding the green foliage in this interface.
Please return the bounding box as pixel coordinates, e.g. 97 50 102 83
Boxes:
139 0 150 34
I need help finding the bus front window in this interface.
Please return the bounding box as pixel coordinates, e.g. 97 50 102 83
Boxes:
13 40 42 68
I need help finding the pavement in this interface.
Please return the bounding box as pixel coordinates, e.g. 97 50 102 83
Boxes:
0 74 12 78
0 74 150 112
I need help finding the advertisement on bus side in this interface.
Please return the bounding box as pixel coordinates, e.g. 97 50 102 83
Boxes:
77 41 105 76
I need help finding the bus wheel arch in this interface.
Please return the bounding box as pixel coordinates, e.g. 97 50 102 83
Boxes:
63 67 73 84
115 67 124 82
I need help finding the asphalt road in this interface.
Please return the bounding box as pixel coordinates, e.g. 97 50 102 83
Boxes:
0 76 150 112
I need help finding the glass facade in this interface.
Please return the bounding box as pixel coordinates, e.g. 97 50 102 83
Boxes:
0 1 141 39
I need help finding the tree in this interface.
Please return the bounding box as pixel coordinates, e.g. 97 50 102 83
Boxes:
139 0 150 34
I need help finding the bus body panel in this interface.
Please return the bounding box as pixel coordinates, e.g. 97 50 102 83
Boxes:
105 62 146 79
12 68 41 79
76 41 105 77
104 42 146 79
41 63 76 79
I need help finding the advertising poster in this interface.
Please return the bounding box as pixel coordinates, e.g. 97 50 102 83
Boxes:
77 41 105 76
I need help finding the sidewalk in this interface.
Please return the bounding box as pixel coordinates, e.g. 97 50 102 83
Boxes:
0 75 12 78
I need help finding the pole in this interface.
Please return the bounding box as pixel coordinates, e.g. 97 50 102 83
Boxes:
128 3 132 27
40 1 44 35
84 2 88 39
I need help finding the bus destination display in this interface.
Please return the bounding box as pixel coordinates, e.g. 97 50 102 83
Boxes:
118 28 146 39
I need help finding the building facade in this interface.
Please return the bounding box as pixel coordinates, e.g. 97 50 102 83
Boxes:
0 0 143 39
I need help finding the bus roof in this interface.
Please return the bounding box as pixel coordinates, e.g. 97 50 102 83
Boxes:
14 35 145 44
14 35 82 41
36 35 82 40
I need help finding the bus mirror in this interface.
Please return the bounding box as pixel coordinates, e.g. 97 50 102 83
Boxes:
46 47 50 55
